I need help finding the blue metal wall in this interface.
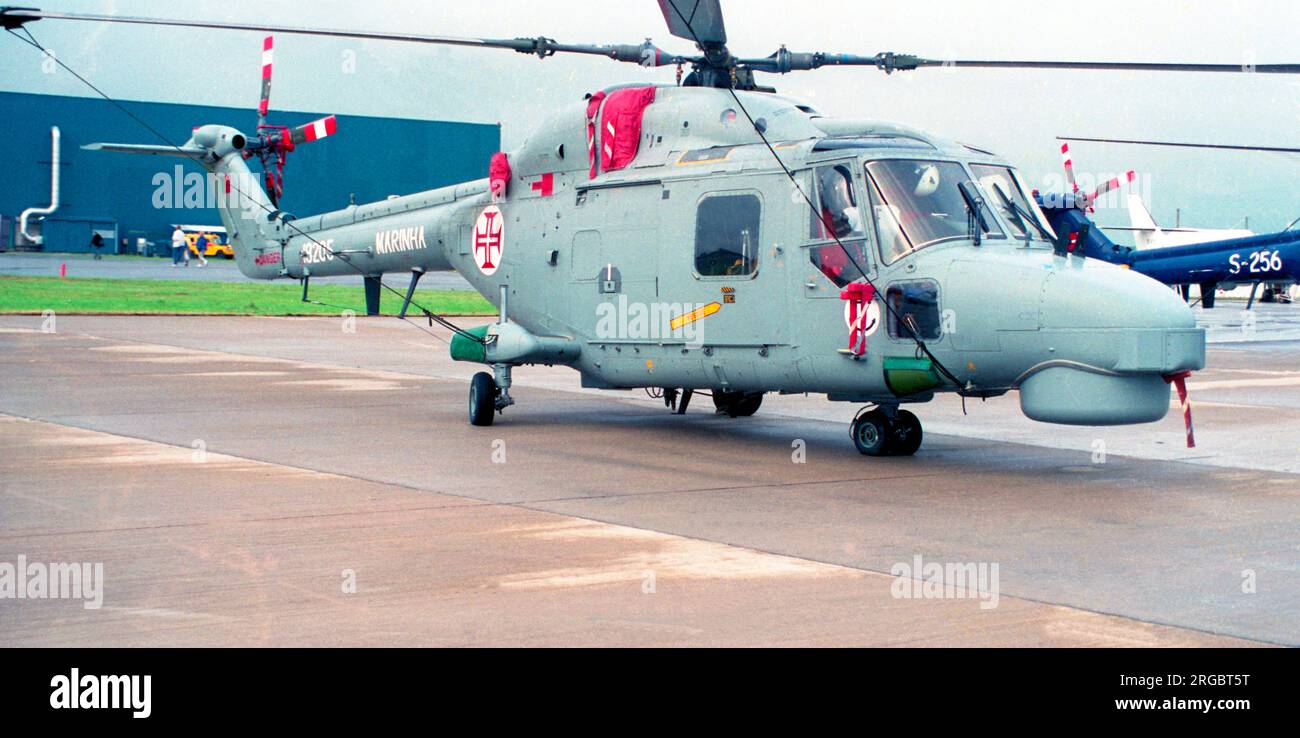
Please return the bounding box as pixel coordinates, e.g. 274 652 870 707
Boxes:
1 92 500 253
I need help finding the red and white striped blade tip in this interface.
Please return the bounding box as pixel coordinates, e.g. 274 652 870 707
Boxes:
258 36 274 117
1084 170 1136 205
294 115 338 143
1060 142 1078 191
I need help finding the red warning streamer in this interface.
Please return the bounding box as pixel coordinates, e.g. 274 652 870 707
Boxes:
1164 371 1195 448
840 282 876 356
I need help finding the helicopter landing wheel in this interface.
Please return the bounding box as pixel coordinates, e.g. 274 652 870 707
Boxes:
713 390 764 418
469 371 498 427
851 409 891 456
885 409 923 456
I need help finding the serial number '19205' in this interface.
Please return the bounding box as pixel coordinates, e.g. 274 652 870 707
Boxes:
1229 250 1284 275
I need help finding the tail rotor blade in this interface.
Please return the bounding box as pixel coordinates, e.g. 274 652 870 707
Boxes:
289 115 338 145
1060 142 1078 193
1082 170 1136 208
258 35 274 126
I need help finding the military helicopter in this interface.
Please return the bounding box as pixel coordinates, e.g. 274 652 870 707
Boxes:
7 1 1296 456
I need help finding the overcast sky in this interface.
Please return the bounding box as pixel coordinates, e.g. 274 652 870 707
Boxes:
6 0 1299 233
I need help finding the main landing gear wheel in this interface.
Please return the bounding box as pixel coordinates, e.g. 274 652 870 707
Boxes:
851 410 890 456
852 408 923 457
469 372 498 427
887 409 923 456
713 390 764 418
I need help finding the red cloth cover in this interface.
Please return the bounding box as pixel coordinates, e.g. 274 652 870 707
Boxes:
489 152 512 199
585 91 607 180
585 87 656 179
600 87 657 174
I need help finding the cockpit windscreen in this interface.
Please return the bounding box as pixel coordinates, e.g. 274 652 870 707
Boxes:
865 160 1002 263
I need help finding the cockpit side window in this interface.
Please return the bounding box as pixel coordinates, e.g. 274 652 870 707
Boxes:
807 163 870 287
811 164 865 241
971 164 1056 242
866 159 1004 264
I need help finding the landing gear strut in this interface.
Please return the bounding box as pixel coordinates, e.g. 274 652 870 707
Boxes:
851 406 923 457
468 286 519 427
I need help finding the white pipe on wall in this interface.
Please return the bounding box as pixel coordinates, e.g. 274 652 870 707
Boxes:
19 126 61 246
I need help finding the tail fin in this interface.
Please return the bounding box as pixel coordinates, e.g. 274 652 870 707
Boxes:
210 150 289 280
1127 194 1161 249
86 125 287 279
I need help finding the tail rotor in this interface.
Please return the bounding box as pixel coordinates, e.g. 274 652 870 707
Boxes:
1057 142 1134 212
242 35 338 207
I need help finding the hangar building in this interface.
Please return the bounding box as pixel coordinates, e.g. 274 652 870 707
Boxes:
0 91 500 254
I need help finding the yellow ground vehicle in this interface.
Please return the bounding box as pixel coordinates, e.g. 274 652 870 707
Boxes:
180 225 233 259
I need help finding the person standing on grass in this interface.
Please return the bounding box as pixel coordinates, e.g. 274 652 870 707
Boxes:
171 225 185 267
89 232 105 260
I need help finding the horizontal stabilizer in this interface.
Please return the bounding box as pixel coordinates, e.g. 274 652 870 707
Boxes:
83 143 206 158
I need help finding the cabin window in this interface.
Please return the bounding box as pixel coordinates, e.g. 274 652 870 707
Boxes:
886 280 942 340
807 164 869 287
695 193 761 277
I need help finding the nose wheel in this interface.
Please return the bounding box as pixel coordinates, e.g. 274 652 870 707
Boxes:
469 372 498 427
851 407 923 456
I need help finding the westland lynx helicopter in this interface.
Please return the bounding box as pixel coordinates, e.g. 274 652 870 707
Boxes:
7 1 1298 456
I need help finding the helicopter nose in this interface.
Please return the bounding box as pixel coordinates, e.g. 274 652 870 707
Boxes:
1018 262 1205 426
1039 261 1195 333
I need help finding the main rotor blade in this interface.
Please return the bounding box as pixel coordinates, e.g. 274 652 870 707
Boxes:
1060 136 1300 154
657 0 726 45
929 59 1300 74
740 49 1300 75
0 8 688 67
